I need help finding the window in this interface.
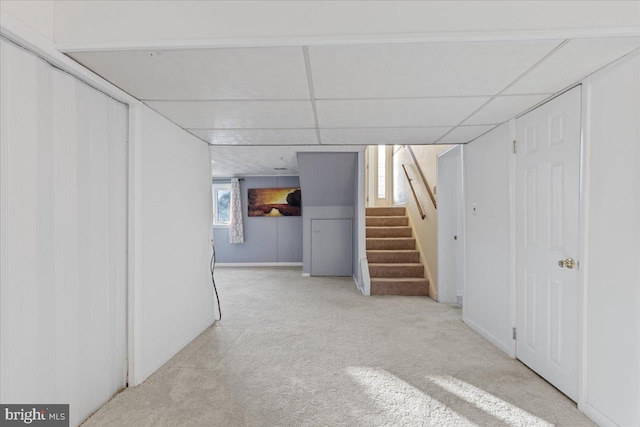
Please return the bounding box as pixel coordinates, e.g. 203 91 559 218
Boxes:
377 145 386 199
393 145 406 205
212 183 231 226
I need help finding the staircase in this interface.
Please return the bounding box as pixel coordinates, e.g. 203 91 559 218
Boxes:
366 207 429 296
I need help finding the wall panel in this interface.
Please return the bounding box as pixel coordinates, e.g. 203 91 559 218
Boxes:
0 38 128 426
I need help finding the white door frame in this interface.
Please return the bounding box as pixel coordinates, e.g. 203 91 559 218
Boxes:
510 84 586 405
437 145 465 305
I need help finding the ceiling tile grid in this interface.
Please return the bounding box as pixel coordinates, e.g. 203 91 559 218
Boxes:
146 100 316 129
189 129 319 145
67 35 640 176
321 127 452 145
316 97 491 128
462 94 551 125
438 125 497 144
70 46 311 100
307 40 562 99
505 37 640 95
210 145 365 177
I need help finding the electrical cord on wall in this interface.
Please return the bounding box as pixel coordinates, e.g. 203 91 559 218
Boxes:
210 240 222 321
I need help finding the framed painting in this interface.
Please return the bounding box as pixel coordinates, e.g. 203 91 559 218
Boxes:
248 188 301 217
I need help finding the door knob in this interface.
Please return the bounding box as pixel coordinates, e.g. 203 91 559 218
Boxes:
558 258 576 269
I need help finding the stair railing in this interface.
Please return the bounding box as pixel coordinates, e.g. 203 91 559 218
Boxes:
405 145 437 209
401 164 426 220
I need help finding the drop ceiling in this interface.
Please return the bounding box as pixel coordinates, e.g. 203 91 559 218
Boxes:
67 35 640 174
209 145 365 177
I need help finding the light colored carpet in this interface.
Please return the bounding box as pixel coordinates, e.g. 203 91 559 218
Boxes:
84 267 594 427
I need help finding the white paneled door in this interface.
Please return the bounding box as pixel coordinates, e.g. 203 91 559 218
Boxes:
515 87 581 401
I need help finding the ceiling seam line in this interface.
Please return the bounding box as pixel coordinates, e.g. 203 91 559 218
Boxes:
141 100 213 146
209 144 365 147
435 38 571 144
187 127 317 131
144 98 311 102
140 94 555 103
513 45 640 120
302 46 322 145
187 126 469 131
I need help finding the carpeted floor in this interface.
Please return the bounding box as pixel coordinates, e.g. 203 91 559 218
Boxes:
84 267 594 426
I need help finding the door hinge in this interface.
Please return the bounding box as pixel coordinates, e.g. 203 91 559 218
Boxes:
512 327 517 340
512 140 517 154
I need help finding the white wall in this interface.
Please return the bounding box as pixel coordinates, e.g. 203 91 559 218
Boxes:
462 52 640 425
2 1 217 413
462 123 514 356
130 105 214 384
0 38 128 426
580 51 640 427
400 144 450 298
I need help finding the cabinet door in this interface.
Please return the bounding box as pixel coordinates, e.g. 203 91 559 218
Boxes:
311 219 352 276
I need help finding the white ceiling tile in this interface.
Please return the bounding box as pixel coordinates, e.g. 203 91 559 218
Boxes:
69 47 310 100
210 145 364 177
316 97 489 128
146 100 315 129
505 37 640 94
438 125 496 143
309 40 561 98
463 94 550 125
210 146 301 176
321 127 450 145
189 129 319 145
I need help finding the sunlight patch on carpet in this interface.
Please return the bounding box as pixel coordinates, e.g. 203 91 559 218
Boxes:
427 375 553 427
347 367 479 426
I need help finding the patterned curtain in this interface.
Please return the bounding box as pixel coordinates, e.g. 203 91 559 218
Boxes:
229 178 244 244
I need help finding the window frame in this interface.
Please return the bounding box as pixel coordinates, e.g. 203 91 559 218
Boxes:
212 183 232 227
377 144 386 199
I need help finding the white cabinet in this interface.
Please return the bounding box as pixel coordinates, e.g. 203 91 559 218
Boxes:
311 219 352 276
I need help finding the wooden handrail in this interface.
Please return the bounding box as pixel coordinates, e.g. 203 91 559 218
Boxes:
402 164 426 220
405 145 437 209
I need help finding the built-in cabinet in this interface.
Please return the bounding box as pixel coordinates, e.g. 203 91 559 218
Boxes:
311 219 353 276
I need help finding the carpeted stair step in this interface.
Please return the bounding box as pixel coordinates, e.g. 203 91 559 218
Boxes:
371 278 429 296
366 207 406 217
369 263 424 278
366 237 415 250
366 226 412 238
366 216 409 227
366 250 420 264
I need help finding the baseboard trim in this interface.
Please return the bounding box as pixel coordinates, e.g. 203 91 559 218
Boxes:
353 274 363 294
302 273 310 277
216 262 303 267
580 402 619 427
463 317 514 358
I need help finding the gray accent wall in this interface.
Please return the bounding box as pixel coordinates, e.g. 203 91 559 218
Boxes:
297 152 358 275
212 176 302 263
